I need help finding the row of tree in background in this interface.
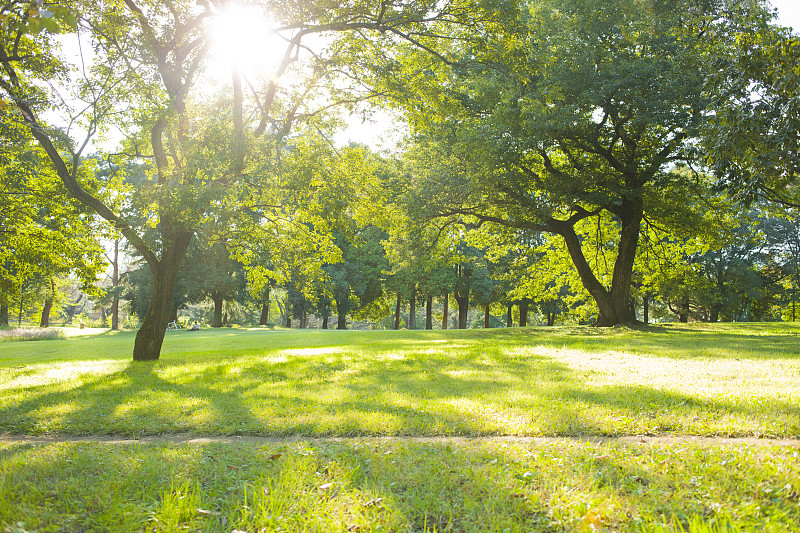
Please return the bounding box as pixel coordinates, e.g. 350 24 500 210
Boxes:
5 158 800 331
2 0 800 360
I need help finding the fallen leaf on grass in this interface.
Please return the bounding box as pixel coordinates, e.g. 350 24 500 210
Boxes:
319 483 333 490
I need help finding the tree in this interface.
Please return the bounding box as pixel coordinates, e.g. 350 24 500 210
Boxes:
704 15 800 207
384 0 772 326
2 0 491 359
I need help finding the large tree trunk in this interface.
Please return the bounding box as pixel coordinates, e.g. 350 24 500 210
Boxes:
519 301 528 327
408 291 416 330
212 291 224 328
111 238 120 330
0 303 8 327
506 304 512 327
133 233 193 361
39 277 55 327
547 311 555 326
554 202 641 326
337 308 347 329
441 293 448 329
394 293 401 330
425 295 433 329
322 314 329 329
484 304 490 328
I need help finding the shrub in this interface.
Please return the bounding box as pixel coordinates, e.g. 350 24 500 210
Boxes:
0 328 66 342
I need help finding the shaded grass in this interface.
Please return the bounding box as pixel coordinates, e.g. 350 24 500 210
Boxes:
0 440 797 532
0 324 798 438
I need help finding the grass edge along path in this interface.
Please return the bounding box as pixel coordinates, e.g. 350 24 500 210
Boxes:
1 433 799 447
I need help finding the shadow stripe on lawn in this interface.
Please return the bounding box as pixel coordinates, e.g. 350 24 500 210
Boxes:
0 433 798 447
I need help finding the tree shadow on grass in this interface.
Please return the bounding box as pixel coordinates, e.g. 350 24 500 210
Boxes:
0 331 797 438
3 439 798 532
0 441 563 532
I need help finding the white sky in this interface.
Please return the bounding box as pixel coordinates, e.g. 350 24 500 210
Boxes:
770 0 800 30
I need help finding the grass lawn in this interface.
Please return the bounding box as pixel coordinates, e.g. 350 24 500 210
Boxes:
1 324 799 531
0 324 798 438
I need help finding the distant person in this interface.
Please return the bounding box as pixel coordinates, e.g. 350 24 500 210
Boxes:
189 321 200 331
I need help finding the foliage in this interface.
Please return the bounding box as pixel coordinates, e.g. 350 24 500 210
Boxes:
374 0 775 326
705 15 800 207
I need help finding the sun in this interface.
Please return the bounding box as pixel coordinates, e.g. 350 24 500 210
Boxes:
208 2 283 78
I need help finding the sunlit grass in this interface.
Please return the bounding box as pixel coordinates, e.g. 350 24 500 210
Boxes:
0 440 797 532
1 324 798 438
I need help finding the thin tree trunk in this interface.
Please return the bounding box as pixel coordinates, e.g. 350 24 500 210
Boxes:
39 277 55 327
17 281 23 327
259 285 270 325
111 238 120 330
0 303 8 327
425 295 433 329
484 304 490 328
643 295 649 324
394 293 401 330
506 304 513 327
441 293 449 329
409 291 416 330
285 311 292 328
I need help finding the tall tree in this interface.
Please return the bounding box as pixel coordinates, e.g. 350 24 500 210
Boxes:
1 0 490 358
384 0 773 326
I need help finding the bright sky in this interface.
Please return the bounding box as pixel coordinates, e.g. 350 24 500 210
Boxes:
770 0 800 30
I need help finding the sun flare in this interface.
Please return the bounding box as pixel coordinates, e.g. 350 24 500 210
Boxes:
208 3 283 78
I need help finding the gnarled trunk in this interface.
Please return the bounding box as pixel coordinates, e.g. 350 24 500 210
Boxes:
555 201 642 326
